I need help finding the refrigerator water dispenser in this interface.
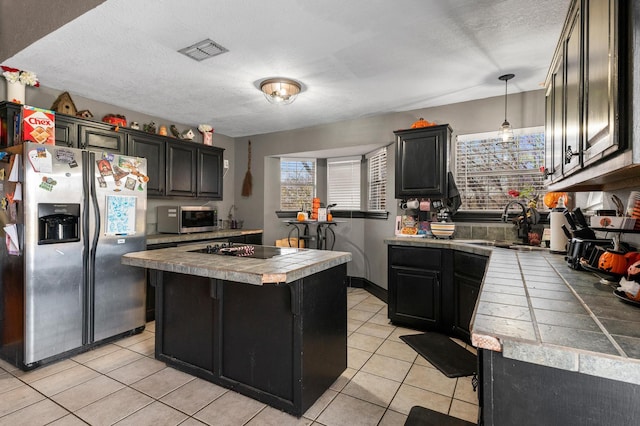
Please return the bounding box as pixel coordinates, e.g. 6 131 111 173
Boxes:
38 203 81 244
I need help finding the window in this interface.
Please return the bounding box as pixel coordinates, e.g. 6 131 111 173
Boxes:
367 147 387 211
280 159 316 210
327 156 361 210
455 127 546 211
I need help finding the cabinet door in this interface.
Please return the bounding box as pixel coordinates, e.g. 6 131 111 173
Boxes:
394 125 450 198
389 266 441 329
452 251 487 342
563 8 582 176
453 275 480 342
197 147 223 199
0 101 22 146
54 115 78 148
127 134 166 197
166 141 196 197
583 0 620 165
79 124 126 154
545 60 564 182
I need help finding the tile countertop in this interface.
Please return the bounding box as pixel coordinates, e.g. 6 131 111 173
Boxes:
146 229 263 246
384 237 640 386
122 243 352 286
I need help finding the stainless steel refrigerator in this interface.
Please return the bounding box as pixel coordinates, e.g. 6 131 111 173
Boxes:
0 142 147 369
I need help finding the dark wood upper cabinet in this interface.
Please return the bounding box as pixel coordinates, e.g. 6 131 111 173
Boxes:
165 141 197 197
197 146 224 199
54 115 78 148
164 142 224 199
545 0 631 191
582 0 621 165
394 124 451 199
79 123 126 154
1 101 225 199
563 7 582 175
127 133 166 197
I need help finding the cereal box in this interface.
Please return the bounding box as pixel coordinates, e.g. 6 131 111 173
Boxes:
22 105 55 145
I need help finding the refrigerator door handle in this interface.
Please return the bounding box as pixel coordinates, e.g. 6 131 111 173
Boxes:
89 152 101 259
82 150 92 344
87 151 101 344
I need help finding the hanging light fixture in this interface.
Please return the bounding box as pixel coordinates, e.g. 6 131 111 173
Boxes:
497 73 515 144
259 78 302 105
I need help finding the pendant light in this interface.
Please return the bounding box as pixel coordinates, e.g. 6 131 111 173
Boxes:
497 73 515 144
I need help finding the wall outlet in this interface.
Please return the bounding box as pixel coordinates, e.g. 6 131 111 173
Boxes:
224 159 229 168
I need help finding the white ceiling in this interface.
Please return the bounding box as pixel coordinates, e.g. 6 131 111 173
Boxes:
6 0 570 138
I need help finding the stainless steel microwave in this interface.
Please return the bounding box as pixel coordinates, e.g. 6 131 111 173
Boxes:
157 206 218 234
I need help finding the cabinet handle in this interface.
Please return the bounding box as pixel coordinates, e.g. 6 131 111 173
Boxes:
564 145 579 164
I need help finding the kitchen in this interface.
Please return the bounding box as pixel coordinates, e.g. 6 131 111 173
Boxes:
2 0 640 425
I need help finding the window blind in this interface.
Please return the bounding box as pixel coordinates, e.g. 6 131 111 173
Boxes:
280 159 316 210
327 156 361 210
367 147 387 211
455 127 546 211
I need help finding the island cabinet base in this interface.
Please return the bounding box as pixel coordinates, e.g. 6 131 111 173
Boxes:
480 349 640 425
151 264 347 417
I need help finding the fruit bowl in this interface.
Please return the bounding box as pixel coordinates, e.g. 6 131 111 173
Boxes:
430 222 455 239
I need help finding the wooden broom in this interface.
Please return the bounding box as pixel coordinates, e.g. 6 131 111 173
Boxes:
241 140 252 196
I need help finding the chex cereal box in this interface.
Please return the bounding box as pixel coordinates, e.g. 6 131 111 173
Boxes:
22 105 55 145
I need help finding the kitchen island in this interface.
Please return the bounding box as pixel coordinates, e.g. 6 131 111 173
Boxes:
385 237 640 425
122 243 351 416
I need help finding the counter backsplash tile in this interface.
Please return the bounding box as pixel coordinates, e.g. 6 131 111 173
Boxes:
454 224 520 242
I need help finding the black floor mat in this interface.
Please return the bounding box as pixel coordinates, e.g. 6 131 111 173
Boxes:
400 332 476 378
404 406 476 426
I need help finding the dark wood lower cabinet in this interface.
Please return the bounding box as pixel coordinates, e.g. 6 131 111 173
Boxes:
480 349 640 425
388 245 487 342
151 263 347 417
453 251 488 342
389 266 441 328
388 245 452 331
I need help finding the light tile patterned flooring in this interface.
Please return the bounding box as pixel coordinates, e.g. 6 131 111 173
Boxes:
0 287 478 425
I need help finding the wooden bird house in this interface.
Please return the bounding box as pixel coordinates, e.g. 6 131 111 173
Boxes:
51 92 78 116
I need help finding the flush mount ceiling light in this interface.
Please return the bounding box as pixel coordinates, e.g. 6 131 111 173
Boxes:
259 78 302 105
179 39 228 61
497 73 515 144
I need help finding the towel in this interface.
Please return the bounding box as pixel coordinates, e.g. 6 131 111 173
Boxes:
446 172 461 215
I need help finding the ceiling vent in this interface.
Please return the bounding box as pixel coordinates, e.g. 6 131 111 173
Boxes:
179 39 228 61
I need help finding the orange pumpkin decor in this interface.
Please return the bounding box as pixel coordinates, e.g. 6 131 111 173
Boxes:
410 118 436 128
543 192 568 209
598 250 628 275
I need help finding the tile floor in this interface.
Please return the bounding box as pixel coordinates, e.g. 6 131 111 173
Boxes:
0 287 479 426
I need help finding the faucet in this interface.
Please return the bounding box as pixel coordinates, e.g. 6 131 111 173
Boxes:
502 200 536 244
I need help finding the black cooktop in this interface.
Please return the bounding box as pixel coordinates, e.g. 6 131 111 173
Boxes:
188 244 300 259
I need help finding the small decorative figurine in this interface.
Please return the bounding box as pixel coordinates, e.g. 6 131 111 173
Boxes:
143 122 156 134
180 129 195 140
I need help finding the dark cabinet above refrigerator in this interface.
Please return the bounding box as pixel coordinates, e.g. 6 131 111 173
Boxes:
394 124 451 199
0 101 224 200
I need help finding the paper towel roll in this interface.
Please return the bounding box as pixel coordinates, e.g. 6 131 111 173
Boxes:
549 211 569 253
